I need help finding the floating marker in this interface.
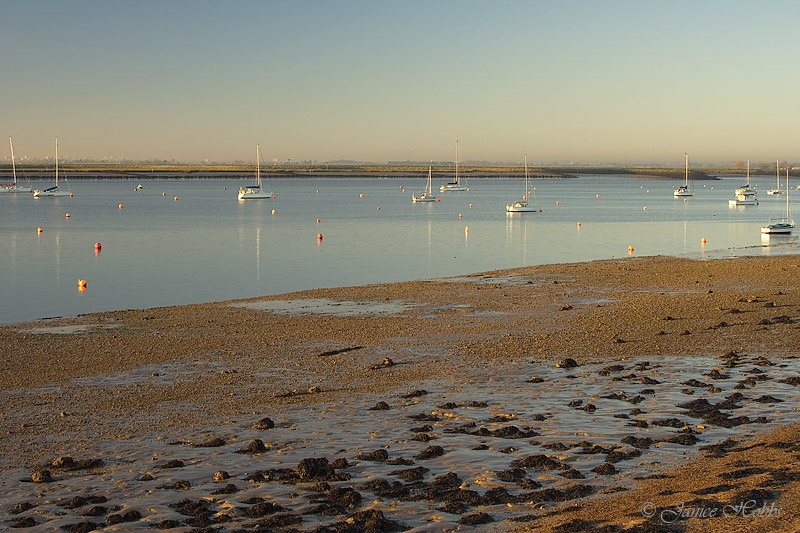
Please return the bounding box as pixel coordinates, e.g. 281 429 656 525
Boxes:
162 192 166 197
272 194 277 199
458 213 463 218
643 206 647 211
628 245 634 254
174 196 178 201
464 226 469 233
596 194 600 199
317 233 323 241
78 279 87 288
118 203 124 209
359 193 364 198
65 213 70 218
556 201 560 205
701 237 707 244
469 203 473 208
94 242 102 250
317 218 321 223
577 222 581 227
37 227 43 234
69 193 74 198
436 198 440 202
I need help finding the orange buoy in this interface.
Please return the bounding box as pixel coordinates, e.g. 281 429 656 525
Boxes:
436 197 440 202
65 213 71 218
464 226 469 233
359 193 364 198
94 242 102 250
317 218 321 223
78 279 87 288
458 213 463 218
556 201 560 205
628 245 635 254
118 203 123 209
596 194 600 199
174 196 178 201
272 194 277 199
643 206 647 210
701 237 707 245
271 209 276 214
69 193 74 198
469 203 473 208
37 227 43 234
317 233 323 241
577 222 581 227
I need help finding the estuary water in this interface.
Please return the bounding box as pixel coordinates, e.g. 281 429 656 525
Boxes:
1 174 797 325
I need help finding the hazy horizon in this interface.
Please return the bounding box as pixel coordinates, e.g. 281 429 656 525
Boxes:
5 1 800 165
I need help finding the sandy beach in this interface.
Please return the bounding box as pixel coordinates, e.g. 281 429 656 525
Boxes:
2 254 800 531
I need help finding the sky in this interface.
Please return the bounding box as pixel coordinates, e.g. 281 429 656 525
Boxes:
3 1 800 165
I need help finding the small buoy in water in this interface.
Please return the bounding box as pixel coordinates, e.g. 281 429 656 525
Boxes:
316 189 320 194
376 206 380 210
643 206 647 210
174 196 178 201
647 189 651 193
359 193 364 198
458 213 463 218
317 233 323 241
701 237 707 244
162 192 166 197
272 194 277 199
628 245 635 254
464 226 469 233
224 187 227 190
577 222 581 227
94 242 101 250
271 209 276 214
556 201 560 205
469 203 473 208
596 194 600 199
69 193 74 198
37 227 43 234
316 218 321 223
436 197 440 202
118 203 123 209
65 213 71 218
78 279 87 288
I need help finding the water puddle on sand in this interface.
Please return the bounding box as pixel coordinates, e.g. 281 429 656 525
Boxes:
2 352 800 530
231 298 416 316
21 324 121 335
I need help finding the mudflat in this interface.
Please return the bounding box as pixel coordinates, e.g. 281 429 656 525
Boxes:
2 254 799 531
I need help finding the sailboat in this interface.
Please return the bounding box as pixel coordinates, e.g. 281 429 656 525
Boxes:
761 167 794 234
237 143 273 200
767 160 785 195
1 137 31 193
506 153 540 212
673 153 693 197
412 166 438 202
729 159 758 206
33 138 70 197
440 140 469 192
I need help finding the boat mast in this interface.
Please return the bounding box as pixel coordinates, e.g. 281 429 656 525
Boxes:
9 137 16 186
524 153 528 197
55 137 59 187
684 153 688 187
455 140 459 185
256 143 261 186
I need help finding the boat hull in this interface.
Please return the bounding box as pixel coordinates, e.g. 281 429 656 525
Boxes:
506 203 539 213
440 184 468 192
412 195 437 203
238 189 273 200
0 186 31 193
33 189 70 197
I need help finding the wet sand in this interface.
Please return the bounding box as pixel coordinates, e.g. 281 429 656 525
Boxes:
1 254 800 531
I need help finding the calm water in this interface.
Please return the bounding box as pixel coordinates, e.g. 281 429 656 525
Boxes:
1 174 797 325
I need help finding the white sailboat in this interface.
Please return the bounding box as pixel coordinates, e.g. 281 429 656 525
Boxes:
673 153 693 197
761 167 794 234
33 138 70 197
506 153 540 212
767 160 784 195
412 166 438 202
440 140 469 192
729 159 758 206
237 143 273 200
1 137 31 193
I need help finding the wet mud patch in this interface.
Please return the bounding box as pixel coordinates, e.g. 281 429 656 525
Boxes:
2 352 800 530
231 298 416 316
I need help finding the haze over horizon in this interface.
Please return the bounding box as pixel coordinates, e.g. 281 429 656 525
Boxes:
4 1 800 166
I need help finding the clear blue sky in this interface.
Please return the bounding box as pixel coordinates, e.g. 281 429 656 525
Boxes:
4 1 800 165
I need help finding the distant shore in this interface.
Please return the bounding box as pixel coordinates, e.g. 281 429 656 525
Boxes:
0 166 725 181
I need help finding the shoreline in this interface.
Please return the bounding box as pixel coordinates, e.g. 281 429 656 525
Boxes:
2 254 799 531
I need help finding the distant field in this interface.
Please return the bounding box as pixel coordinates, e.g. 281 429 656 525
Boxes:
0 163 736 180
